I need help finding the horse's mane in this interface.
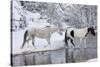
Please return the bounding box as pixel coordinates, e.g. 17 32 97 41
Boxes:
45 25 56 28
69 27 88 29
45 25 51 28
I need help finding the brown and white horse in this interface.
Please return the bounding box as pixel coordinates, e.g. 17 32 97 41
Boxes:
65 27 96 48
21 25 62 48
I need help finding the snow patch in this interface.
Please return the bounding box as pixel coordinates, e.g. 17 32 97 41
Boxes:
87 58 97 62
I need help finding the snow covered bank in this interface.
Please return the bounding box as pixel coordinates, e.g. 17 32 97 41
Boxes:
87 58 97 62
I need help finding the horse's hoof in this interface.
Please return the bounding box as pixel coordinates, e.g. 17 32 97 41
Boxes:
44 45 48 48
75 46 80 48
33 47 36 50
20 47 23 49
65 46 67 48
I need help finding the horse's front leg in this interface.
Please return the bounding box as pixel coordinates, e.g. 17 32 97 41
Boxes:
78 38 82 48
83 38 87 48
44 37 51 48
48 38 51 47
32 36 36 49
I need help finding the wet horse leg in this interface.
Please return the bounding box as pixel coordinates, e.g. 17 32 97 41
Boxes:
83 38 87 48
47 38 50 47
21 30 28 48
79 38 87 48
78 38 82 48
32 35 36 49
21 40 26 48
68 37 75 47
44 37 51 48
70 39 75 47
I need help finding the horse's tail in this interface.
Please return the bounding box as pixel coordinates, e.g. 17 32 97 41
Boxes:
21 30 28 48
65 30 68 47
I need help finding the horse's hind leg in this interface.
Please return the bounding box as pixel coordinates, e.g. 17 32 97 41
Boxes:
21 38 29 48
21 30 28 48
70 39 75 47
21 40 26 48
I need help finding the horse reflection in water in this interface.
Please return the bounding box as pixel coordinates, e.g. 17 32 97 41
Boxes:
21 25 62 48
65 26 96 48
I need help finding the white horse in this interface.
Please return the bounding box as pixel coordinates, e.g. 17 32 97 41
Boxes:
21 25 62 48
65 27 96 48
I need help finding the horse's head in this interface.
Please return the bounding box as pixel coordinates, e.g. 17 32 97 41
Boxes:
50 25 63 35
88 27 96 36
58 29 63 35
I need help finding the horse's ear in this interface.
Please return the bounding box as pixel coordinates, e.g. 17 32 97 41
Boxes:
90 26 95 30
88 27 93 30
91 26 94 29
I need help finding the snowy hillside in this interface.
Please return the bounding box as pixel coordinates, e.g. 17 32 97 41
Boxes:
11 0 97 31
